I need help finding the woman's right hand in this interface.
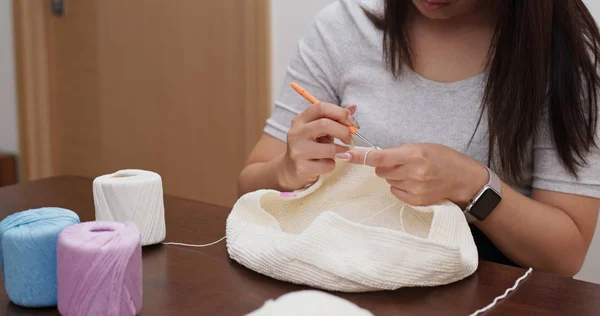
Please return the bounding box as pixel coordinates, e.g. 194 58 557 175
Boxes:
278 102 357 190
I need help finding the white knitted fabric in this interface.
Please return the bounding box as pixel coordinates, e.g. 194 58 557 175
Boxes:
247 290 373 316
226 155 478 292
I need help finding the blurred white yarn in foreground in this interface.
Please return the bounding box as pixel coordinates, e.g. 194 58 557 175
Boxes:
247 290 373 316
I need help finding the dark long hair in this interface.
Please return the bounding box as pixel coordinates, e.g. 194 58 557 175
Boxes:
365 1 600 180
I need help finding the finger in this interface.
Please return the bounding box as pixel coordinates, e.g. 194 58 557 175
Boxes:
316 135 334 144
345 105 360 128
297 159 336 178
345 104 357 115
390 187 429 206
375 165 410 180
386 179 410 191
387 179 429 196
390 186 415 204
303 118 353 144
295 102 353 126
306 143 349 159
311 159 337 175
391 186 442 206
343 148 408 167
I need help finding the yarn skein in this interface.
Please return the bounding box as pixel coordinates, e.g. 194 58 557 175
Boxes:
93 169 166 246
247 290 373 316
0 207 80 307
57 221 142 316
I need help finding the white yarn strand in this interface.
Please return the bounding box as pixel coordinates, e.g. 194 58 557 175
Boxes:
358 202 399 223
468 267 533 316
162 236 226 248
308 200 399 222
363 149 373 165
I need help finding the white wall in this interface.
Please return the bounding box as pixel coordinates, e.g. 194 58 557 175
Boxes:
578 220 600 284
586 0 600 22
0 0 18 154
270 0 335 103
577 0 600 287
271 0 600 284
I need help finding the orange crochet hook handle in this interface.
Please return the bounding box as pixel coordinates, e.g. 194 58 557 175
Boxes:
290 82 357 134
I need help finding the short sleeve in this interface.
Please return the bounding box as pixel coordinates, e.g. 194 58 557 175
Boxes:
264 4 342 142
532 117 600 198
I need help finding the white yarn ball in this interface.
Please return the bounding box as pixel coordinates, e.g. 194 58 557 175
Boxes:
247 290 373 316
93 169 166 246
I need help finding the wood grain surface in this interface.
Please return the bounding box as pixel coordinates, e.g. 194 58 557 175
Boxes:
0 177 598 315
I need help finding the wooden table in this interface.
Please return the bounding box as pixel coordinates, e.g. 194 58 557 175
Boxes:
0 176 599 315
0 152 16 187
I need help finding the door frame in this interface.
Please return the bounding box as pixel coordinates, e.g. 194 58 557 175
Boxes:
12 1 53 181
12 1 271 182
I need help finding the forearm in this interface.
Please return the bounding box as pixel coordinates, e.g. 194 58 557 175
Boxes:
238 153 288 196
475 183 587 276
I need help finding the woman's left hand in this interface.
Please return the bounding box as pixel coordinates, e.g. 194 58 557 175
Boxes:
338 144 489 207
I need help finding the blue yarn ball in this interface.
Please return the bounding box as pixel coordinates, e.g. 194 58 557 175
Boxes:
0 207 80 307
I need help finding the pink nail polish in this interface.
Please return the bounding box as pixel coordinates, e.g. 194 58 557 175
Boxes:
345 106 360 129
280 192 297 197
346 104 357 115
335 153 352 160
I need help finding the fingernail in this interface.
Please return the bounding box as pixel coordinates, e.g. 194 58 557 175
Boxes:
346 104 357 115
280 192 297 197
335 153 352 160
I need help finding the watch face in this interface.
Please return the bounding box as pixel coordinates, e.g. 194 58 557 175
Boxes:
471 188 502 221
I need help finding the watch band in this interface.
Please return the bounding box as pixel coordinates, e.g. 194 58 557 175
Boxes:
487 167 502 195
464 209 478 223
464 167 502 223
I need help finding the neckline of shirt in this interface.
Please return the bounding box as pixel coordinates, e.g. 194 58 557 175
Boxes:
403 64 487 92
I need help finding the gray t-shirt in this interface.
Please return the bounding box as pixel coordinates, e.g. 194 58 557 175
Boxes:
265 0 600 198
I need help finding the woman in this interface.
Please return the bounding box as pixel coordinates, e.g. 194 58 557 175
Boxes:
239 0 600 277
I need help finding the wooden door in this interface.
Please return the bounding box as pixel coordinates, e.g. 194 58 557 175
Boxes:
13 1 270 207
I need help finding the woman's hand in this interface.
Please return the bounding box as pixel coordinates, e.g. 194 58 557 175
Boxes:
340 144 488 207
278 102 356 190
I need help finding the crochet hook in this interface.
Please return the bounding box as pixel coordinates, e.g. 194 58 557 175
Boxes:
290 82 382 150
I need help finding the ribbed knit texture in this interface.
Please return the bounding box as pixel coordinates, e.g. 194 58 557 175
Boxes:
226 157 478 292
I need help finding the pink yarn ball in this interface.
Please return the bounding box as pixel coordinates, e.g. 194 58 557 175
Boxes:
57 221 142 316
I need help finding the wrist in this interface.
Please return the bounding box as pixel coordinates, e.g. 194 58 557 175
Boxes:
454 161 489 207
274 153 292 191
274 153 304 192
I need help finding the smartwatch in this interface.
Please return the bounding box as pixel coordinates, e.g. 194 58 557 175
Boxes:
464 167 502 222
